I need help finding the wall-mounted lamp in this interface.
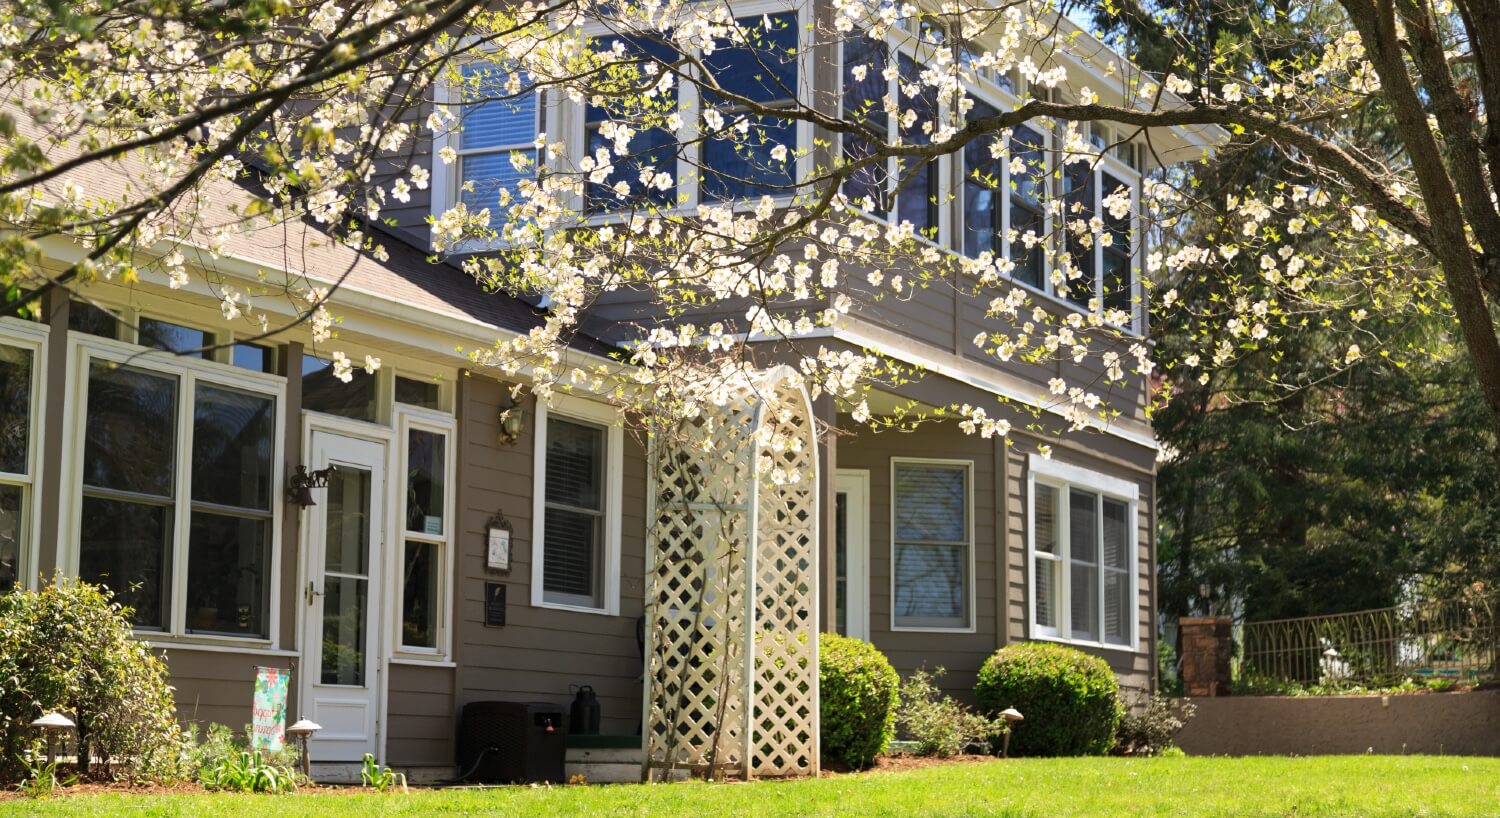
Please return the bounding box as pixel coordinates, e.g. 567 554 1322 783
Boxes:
287 465 338 507
498 406 525 446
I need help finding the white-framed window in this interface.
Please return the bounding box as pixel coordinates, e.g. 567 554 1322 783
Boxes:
1027 454 1138 649
64 332 285 642
890 458 974 632
531 396 623 615
395 407 456 657
1058 122 1141 330
0 318 47 592
840 27 944 241
455 61 540 226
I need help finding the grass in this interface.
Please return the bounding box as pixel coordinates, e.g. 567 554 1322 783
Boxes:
6 755 1499 817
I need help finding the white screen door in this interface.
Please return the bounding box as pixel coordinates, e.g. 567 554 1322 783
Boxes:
835 470 870 640
301 430 385 761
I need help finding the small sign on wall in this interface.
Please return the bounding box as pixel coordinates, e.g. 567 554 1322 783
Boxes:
486 511 513 572
485 582 507 627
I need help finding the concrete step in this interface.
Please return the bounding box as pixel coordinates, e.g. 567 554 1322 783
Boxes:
566 744 645 784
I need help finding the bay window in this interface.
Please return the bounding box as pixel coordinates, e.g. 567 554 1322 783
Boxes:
532 398 622 614
891 459 972 631
73 336 282 639
1028 455 1136 648
701 11 800 202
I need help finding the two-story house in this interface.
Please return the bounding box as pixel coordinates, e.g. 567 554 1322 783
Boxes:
2 0 1217 779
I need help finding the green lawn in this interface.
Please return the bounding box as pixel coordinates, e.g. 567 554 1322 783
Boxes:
6 756 1498 817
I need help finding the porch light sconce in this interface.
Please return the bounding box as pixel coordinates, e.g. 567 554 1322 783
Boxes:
287 465 338 508
285 718 322 778
498 405 525 446
998 708 1024 758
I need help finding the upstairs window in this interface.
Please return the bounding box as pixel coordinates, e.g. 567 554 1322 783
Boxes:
961 100 1047 288
1062 159 1096 308
585 34 680 213
840 32 939 238
457 61 539 226
701 12 800 201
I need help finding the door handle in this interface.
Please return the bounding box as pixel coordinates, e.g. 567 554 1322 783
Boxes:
306 581 324 606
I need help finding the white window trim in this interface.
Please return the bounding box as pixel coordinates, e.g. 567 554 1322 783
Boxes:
1025 453 1140 652
530 394 623 616
889 457 976 634
0 317 48 592
59 331 287 648
392 406 457 660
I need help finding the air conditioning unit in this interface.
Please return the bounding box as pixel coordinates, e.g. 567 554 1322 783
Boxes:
457 701 568 783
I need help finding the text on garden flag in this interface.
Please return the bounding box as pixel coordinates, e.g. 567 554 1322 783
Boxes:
252 666 290 752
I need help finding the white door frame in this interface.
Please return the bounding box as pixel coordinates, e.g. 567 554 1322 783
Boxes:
835 469 870 641
298 415 394 763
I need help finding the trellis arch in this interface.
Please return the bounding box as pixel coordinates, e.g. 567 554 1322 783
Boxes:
641 365 820 781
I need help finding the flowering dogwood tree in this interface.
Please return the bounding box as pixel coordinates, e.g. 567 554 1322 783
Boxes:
0 0 1495 449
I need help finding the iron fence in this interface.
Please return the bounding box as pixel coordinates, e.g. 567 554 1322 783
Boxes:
1239 594 1500 689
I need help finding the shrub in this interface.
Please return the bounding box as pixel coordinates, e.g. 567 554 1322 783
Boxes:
975 642 1123 756
0 578 184 783
895 668 999 757
1113 694 1195 756
818 633 900 770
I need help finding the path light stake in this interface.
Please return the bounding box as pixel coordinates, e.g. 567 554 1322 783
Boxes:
286 719 322 778
31 712 75 767
998 708 1024 758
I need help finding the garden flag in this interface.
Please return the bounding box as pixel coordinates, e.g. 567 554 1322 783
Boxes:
252 666 290 752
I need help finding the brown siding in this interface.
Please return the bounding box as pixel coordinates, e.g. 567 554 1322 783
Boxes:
835 417 1155 703
387 663 456 765
163 649 267 731
452 374 646 736
836 419 1001 702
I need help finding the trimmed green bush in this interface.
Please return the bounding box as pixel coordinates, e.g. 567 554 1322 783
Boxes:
0 578 184 783
975 642 1123 756
818 633 899 769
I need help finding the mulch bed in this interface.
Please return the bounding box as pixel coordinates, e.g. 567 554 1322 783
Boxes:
820 753 1001 776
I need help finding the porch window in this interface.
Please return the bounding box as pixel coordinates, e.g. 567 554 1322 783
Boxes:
140 316 210 358
891 460 972 631
457 61 538 226
302 354 378 423
75 340 281 639
401 425 448 650
0 336 39 591
700 12 800 202
1029 456 1136 648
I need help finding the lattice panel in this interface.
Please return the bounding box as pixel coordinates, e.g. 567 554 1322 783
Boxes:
643 367 819 781
751 379 819 776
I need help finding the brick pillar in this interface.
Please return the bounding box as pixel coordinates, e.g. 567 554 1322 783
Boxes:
1179 616 1233 697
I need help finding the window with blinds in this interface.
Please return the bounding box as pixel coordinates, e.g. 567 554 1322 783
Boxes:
457 61 538 228
892 461 971 630
1030 472 1134 647
542 417 606 608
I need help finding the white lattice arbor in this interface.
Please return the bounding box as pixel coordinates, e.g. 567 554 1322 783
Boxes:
641 365 820 781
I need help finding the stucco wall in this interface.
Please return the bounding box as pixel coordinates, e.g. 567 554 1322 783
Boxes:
1174 691 1500 756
